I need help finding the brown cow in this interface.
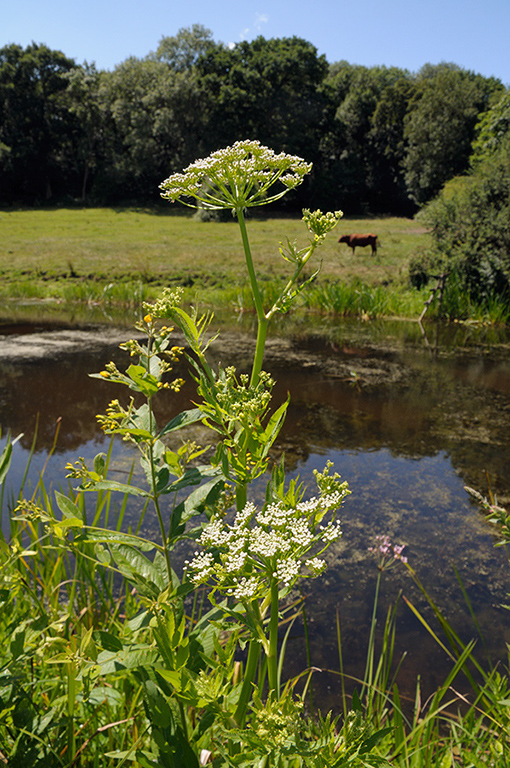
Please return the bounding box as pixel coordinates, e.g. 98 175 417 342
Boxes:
338 233 378 256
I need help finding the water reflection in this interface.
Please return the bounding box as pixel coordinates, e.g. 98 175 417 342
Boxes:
1 315 510 708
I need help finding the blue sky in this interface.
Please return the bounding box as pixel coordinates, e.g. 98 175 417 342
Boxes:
3 0 510 85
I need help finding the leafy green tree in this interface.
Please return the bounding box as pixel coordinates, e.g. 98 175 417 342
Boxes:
369 75 417 213
318 63 411 212
152 24 214 70
0 43 77 203
96 57 206 200
64 63 105 201
471 88 510 165
195 35 329 193
403 63 503 205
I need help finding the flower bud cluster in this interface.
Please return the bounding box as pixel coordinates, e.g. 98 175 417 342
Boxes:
143 288 185 319
302 208 343 243
214 367 274 424
184 470 349 598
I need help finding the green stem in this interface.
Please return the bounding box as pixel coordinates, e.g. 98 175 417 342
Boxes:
145 354 173 584
236 482 247 513
234 635 261 726
237 208 265 323
361 569 382 702
267 578 280 699
236 208 268 386
251 315 268 387
149 440 173 586
265 246 314 321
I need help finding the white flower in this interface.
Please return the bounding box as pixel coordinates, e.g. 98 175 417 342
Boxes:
320 521 342 542
273 558 301 587
223 547 248 572
305 557 327 576
160 140 312 211
185 470 346 597
185 552 215 584
250 528 292 558
287 518 314 548
227 576 259 599
296 497 321 515
199 519 233 547
256 501 291 527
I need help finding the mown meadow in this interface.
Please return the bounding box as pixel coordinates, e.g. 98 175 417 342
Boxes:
1 144 510 765
0 206 429 316
2 206 509 327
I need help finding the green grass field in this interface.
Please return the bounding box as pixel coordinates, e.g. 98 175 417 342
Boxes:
0 207 429 293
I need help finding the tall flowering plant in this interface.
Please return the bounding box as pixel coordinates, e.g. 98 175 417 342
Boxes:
160 140 342 519
59 142 366 762
160 140 342 389
158 142 348 725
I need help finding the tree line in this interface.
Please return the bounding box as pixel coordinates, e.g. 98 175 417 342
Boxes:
0 25 506 214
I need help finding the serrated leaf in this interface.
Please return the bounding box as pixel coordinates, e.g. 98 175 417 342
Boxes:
94 630 123 652
171 476 225 533
144 679 173 728
54 517 83 529
261 397 289 453
126 364 160 395
156 668 183 691
97 645 158 673
110 544 168 594
164 465 219 494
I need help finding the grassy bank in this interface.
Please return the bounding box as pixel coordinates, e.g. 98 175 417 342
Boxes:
0 207 428 307
2 207 509 326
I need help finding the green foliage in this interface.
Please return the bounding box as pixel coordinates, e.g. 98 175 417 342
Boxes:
152 24 214 71
320 64 415 213
63 63 104 201
0 42 77 203
3 140 510 766
471 88 510 166
96 57 206 201
403 63 504 205
195 36 328 172
0 33 505 212
417 135 510 302
303 279 425 319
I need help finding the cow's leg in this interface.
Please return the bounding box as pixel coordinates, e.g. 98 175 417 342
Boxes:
351 246 356 256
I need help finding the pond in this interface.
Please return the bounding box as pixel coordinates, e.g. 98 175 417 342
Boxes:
1 308 510 711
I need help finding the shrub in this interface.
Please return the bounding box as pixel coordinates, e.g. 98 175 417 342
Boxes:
415 136 510 302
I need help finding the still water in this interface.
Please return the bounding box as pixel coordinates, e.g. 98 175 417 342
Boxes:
1 310 510 708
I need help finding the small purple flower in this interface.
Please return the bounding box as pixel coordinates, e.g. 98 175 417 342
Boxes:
369 534 408 570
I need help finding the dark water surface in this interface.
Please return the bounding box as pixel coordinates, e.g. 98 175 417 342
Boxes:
1 311 510 710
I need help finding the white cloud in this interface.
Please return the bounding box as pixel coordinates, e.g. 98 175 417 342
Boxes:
237 13 269 43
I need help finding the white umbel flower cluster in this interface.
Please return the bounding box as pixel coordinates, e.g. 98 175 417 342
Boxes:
184 465 350 599
159 140 312 211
